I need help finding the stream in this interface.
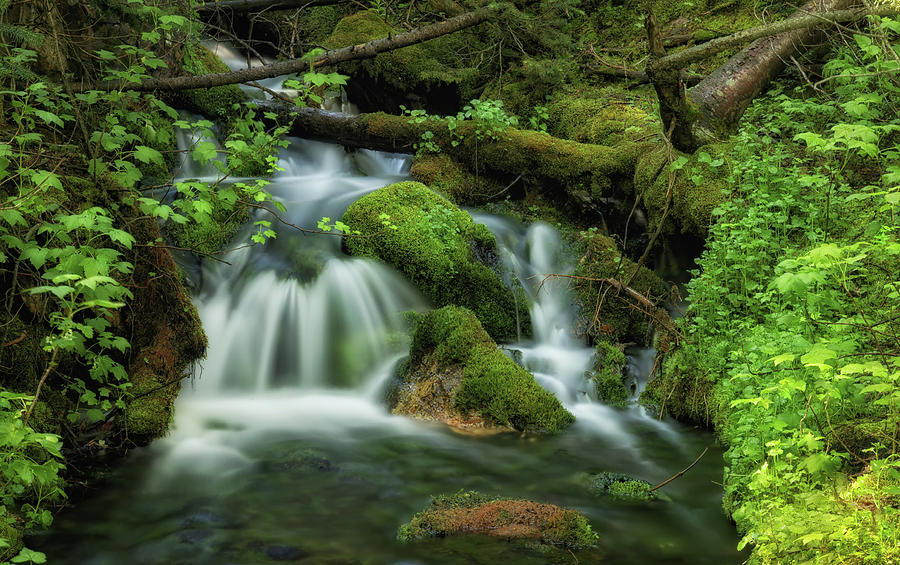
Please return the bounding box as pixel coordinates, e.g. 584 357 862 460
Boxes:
33 47 745 564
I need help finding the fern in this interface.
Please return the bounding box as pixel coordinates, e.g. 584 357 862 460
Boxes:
0 23 43 48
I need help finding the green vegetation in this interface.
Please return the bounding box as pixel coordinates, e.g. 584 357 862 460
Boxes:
578 471 659 503
645 18 900 562
587 341 629 407
342 181 527 341
402 305 574 432
398 489 598 549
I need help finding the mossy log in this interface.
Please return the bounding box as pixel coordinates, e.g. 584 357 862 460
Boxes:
266 102 675 209
645 0 898 151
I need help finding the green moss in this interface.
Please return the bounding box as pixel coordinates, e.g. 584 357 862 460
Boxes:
181 43 246 122
0 521 23 563
125 368 174 439
633 143 731 237
409 154 505 205
572 232 667 344
579 471 658 502
324 11 480 106
398 490 598 549
166 196 249 256
547 90 657 146
343 181 527 341
639 346 725 429
588 341 629 407
408 306 573 432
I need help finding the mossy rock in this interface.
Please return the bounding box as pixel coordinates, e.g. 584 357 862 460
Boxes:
586 341 629 408
323 10 483 112
342 181 527 341
572 232 667 344
392 305 573 432
409 153 506 206
547 90 657 146
398 490 598 549
639 346 726 430
180 43 246 122
577 471 660 503
633 143 731 237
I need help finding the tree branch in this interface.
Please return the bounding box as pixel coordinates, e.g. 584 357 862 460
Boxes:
82 5 504 92
650 3 899 73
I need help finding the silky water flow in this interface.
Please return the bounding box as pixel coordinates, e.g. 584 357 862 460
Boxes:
35 109 744 565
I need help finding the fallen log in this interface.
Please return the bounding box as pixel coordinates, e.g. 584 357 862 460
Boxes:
83 4 505 92
262 103 646 192
646 1 899 151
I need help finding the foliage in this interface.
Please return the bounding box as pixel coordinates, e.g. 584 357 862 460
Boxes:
0 1 297 558
661 16 900 562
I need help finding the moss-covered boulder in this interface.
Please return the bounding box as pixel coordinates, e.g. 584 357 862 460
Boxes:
342 181 526 341
323 10 482 113
391 306 573 432
398 490 598 549
547 90 657 147
409 153 506 206
572 231 667 344
586 341 629 408
577 472 660 503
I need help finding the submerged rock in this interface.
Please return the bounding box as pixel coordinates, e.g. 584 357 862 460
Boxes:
398 490 597 549
390 306 573 432
342 181 528 341
577 472 660 503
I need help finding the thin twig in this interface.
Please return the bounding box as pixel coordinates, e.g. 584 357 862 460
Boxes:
649 447 709 492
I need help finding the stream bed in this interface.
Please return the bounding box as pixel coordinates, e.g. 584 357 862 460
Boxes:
34 135 745 564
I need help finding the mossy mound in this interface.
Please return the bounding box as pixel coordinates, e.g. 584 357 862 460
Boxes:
398 490 598 549
324 10 481 112
342 181 526 341
586 342 629 408
572 232 667 344
577 472 659 503
392 305 574 432
547 91 657 146
166 195 249 256
633 143 731 237
409 153 506 206
639 347 727 430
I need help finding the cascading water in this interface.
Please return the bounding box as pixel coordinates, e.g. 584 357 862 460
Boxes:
36 118 745 564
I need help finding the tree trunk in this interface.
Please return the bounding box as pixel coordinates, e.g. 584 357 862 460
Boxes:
83 5 503 92
646 0 896 151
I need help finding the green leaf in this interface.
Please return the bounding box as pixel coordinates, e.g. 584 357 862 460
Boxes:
28 285 74 299
800 345 837 367
133 145 164 166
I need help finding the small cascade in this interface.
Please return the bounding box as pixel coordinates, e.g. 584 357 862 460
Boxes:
36 44 744 565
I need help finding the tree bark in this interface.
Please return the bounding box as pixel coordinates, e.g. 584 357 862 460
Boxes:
83 5 503 92
646 1 898 151
195 0 347 15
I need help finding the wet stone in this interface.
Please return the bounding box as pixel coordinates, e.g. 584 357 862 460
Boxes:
179 529 214 544
264 544 309 561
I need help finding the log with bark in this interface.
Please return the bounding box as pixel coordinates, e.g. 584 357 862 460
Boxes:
646 1 899 152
